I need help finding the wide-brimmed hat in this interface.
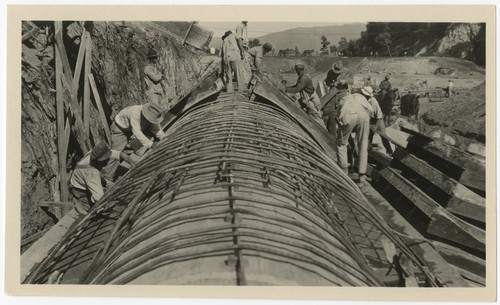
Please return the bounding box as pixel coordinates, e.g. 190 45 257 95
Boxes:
385 75 390 80
142 103 164 124
332 62 343 73
91 142 112 162
147 48 159 59
361 86 374 97
263 42 273 52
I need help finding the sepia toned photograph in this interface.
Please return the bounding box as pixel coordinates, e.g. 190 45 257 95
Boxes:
4 4 496 302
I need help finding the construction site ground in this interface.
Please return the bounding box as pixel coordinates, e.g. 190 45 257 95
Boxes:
258 55 486 146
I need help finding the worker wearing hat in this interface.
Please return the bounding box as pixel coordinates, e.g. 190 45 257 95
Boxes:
221 30 245 92
282 62 325 127
379 75 392 93
247 42 273 72
324 61 349 91
322 61 353 136
360 86 393 156
144 47 167 107
110 103 166 153
70 142 136 211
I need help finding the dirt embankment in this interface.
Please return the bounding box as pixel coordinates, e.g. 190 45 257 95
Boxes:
421 82 485 143
21 21 206 244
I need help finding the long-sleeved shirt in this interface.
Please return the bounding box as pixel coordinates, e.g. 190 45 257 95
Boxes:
222 33 240 63
247 46 263 70
285 73 315 95
235 23 248 49
144 64 163 94
70 150 121 203
114 105 166 148
379 80 392 91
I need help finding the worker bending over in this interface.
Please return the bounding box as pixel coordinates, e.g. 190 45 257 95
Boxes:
70 142 136 211
335 93 374 184
110 102 166 152
247 42 273 72
282 63 325 127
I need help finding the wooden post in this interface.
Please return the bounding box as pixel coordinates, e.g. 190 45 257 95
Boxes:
71 30 88 93
83 32 92 137
182 22 195 45
55 24 91 152
54 21 69 202
89 73 111 144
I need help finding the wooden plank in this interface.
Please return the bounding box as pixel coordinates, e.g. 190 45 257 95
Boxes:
63 117 71 159
54 24 77 96
21 209 81 283
71 29 88 93
181 22 195 45
392 147 485 223
54 23 69 202
431 241 485 278
359 180 468 287
83 32 92 136
55 22 91 153
88 73 111 144
184 23 213 49
406 134 485 193
376 126 485 194
60 73 91 153
372 166 485 254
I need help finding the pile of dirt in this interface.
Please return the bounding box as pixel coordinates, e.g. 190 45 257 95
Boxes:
21 21 207 245
421 82 485 142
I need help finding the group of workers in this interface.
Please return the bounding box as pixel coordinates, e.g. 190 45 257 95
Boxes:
70 101 166 211
69 21 398 212
69 41 172 211
283 60 394 185
221 21 273 92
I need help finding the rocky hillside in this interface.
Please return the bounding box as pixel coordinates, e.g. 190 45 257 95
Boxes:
21 21 207 245
359 23 485 66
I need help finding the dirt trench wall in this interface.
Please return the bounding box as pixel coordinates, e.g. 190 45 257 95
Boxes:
21 21 205 243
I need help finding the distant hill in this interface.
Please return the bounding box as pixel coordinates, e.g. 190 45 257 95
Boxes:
208 23 365 52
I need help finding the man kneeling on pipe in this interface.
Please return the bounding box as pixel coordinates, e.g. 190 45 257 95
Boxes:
102 103 166 181
70 142 137 212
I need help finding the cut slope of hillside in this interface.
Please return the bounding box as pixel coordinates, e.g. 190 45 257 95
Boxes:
21 21 206 247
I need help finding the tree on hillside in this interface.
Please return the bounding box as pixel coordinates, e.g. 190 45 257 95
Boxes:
320 35 331 54
337 36 349 55
295 46 300 55
375 32 392 57
329 45 337 54
249 38 260 48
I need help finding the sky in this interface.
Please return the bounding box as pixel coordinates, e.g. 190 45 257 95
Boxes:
199 22 355 39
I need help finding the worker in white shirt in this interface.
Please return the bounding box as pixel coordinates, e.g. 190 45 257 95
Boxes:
110 103 166 152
